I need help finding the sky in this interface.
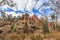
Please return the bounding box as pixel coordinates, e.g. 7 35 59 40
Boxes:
0 0 54 18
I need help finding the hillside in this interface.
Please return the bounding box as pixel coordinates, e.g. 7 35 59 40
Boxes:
0 13 60 40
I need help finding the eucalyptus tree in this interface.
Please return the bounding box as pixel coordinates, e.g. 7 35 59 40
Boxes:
7 14 13 21
1 11 6 20
50 0 60 31
51 12 55 30
0 0 16 7
0 0 16 20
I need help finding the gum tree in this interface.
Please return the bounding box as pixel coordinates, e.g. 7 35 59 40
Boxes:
50 0 60 31
0 0 16 20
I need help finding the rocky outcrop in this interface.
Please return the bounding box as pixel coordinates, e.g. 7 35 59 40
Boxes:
23 13 29 23
32 15 40 26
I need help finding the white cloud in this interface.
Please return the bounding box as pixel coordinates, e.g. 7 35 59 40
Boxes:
35 0 43 9
5 12 22 17
57 19 60 22
0 5 8 10
13 0 27 11
57 19 60 24
25 0 36 12
0 4 16 11
28 12 34 17
37 15 42 19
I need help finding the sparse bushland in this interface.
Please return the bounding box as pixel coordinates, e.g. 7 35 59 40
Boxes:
0 13 60 40
0 0 60 40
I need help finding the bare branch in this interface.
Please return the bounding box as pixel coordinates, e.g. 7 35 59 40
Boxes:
0 0 5 5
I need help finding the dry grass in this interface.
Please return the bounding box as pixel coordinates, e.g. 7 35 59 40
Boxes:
0 31 60 40
0 25 60 40
0 32 43 40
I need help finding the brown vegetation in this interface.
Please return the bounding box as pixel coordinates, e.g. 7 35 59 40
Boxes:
0 13 60 40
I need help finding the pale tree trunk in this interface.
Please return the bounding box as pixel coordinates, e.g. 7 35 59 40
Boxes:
51 0 60 31
55 8 60 31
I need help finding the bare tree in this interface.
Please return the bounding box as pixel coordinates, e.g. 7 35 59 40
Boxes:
51 12 55 30
0 0 16 20
50 0 60 31
1 11 7 20
0 0 5 5
0 0 16 7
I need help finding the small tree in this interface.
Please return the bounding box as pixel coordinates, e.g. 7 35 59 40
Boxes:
10 24 14 32
42 20 50 34
1 11 7 21
23 22 29 33
51 13 55 30
21 15 24 20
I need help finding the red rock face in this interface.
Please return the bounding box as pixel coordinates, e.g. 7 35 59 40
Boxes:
23 13 29 23
23 13 40 26
32 15 39 25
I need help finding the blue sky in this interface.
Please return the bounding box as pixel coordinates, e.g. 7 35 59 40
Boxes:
0 0 54 18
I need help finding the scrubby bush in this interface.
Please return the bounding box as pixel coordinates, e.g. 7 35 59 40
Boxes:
23 22 29 33
42 21 50 34
6 25 15 33
8 25 15 33
31 26 38 31
0 29 3 34
10 25 14 31
56 25 60 31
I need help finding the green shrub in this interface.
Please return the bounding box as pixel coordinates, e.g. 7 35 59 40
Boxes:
43 26 50 34
23 22 29 33
42 21 50 34
31 26 38 31
56 25 60 31
0 29 3 34
10 25 15 32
